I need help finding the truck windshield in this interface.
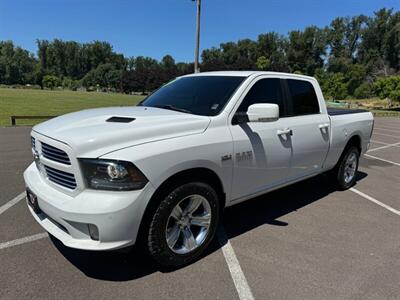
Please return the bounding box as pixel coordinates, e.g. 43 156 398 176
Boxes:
139 76 245 116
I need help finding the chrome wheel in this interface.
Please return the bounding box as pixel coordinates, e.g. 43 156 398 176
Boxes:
165 194 212 254
344 152 357 184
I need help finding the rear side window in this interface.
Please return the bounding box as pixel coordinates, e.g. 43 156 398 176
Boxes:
286 79 319 116
237 78 286 116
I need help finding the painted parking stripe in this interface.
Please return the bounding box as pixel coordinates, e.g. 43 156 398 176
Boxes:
350 188 400 216
218 228 254 300
365 154 400 167
0 233 48 250
370 139 391 145
0 192 26 215
367 142 400 153
370 140 400 148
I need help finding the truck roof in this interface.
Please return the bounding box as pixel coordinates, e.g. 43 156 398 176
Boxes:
183 70 316 81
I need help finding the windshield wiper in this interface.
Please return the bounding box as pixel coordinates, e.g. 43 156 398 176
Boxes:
153 104 192 114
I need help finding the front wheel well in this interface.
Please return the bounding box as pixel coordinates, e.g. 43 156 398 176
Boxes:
136 168 226 246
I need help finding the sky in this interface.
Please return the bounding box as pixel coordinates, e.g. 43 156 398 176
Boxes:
1 0 399 62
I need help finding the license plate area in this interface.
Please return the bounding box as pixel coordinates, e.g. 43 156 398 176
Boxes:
26 188 41 214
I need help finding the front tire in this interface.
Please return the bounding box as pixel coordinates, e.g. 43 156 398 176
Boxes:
147 182 220 267
332 146 360 190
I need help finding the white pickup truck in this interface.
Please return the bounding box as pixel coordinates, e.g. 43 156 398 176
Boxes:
24 71 374 266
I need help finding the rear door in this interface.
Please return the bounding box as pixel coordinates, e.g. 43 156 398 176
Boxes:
282 78 330 180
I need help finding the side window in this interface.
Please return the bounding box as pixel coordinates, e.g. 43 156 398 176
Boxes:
286 79 319 116
236 78 285 116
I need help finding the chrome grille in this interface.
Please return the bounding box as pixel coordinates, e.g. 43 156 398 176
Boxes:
41 142 71 165
31 136 36 150
43 165 77 190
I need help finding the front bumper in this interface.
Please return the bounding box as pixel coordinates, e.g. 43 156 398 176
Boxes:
23 162 155 250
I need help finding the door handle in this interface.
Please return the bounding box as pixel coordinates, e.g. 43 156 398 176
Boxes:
277 128 293 136
318 123 330 129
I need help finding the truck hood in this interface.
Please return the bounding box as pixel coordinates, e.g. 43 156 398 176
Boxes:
33 106 211 158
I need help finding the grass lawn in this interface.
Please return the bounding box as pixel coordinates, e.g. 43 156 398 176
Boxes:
1 88 399 126
0 88 145 126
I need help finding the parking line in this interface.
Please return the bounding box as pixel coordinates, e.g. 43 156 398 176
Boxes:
218 228 254 300
365 154 400 167
367 142 400 153
0 233 48 250
0 192 26 215
350 188 400 216
370 140 390 145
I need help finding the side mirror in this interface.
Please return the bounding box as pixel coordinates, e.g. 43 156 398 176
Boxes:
247 103 279 122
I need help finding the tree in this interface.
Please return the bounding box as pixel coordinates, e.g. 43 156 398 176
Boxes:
82 63 122 90
0 41 36 85
201 47 225 71
326 15 367 73
256 32 289 71
345 64 367 96
286 26 326 75
358 9 399 76
161 54 178 82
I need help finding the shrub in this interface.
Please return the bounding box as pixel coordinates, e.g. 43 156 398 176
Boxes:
42 75 61 90
354 82 373 99
373 76 400 107
62 77 80 91
324 73 348 100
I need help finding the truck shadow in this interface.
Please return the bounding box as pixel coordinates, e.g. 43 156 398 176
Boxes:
51 171 367 281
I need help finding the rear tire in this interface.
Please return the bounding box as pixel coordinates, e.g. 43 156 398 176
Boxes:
147 182 220 267
331 146 360 190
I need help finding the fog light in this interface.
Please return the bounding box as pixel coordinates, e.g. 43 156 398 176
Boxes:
88 224 99 241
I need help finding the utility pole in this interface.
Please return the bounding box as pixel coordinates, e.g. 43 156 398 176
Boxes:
193 0 201 73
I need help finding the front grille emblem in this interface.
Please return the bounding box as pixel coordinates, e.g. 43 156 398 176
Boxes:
33 150 46 176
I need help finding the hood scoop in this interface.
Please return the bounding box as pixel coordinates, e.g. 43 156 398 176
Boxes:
106 116 136 123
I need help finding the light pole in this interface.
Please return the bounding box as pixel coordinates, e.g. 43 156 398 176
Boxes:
193 0 201 73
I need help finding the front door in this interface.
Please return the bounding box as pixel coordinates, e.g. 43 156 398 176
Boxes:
229 77 292 200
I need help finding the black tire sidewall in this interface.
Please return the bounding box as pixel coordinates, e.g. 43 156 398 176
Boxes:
147 182 220 266
337 146 360 190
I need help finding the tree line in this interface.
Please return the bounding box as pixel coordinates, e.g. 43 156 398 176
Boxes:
0 8 399 101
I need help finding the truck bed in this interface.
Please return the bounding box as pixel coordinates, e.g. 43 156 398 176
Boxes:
327 108 369 116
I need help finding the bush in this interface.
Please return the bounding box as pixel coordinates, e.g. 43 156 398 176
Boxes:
373 76 400 107
354 82 373 99
62 77 80 91
323 73 348 100
42 75 61 90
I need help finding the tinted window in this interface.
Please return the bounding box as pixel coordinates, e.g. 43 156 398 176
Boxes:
237 78 285 116
286 79 319 116
140 76 245 116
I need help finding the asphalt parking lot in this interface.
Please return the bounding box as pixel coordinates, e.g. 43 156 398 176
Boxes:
0 117 399 299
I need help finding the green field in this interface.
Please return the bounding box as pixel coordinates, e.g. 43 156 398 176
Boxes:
1 88 399 126
0 88 145 126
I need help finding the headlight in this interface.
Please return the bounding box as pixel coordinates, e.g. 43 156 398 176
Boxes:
79 159 148 191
